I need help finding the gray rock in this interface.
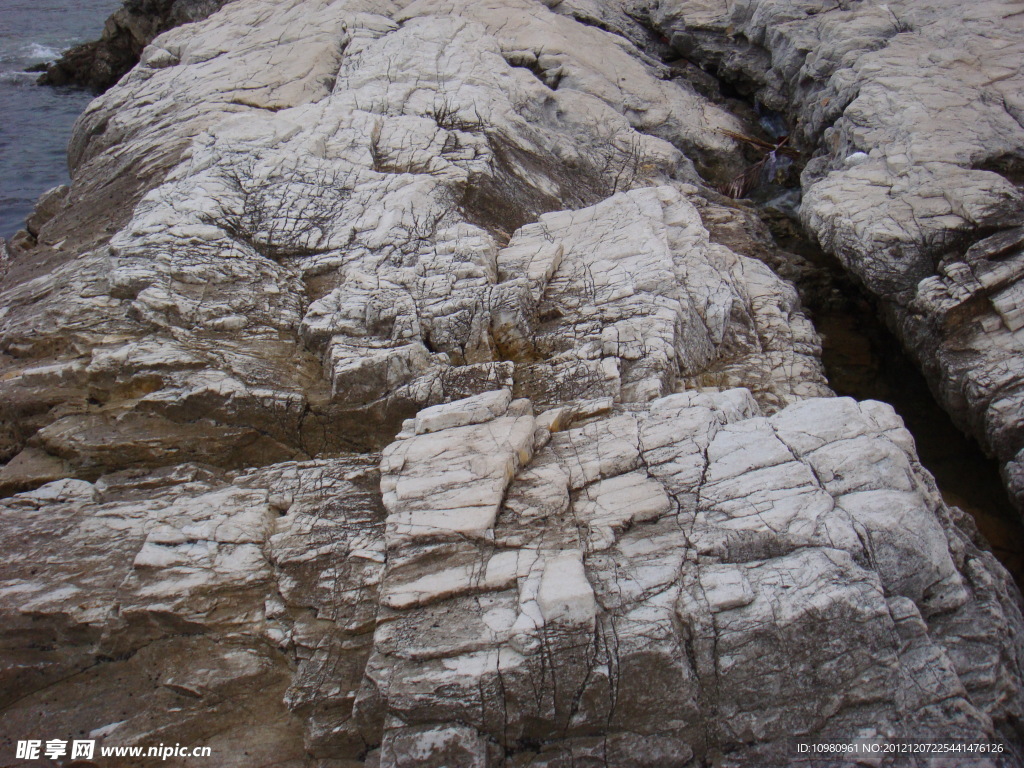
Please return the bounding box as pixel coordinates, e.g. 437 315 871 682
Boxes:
3 391 1019 765
24 184 68 238
2 0 1023 765
647 0 1024 509
0 0 826 481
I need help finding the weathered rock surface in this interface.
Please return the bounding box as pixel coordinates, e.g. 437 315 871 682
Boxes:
1 390 1022 765
2 0 1023 765
643 0 1024 509
0 0 827 489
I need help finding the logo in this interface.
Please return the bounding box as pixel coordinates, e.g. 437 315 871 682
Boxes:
16 740 95 760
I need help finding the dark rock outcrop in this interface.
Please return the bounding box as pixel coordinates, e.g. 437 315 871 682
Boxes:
38 0 233 91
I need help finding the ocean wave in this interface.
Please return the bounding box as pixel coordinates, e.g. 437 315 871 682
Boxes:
0 70 39 84
26 43 62 62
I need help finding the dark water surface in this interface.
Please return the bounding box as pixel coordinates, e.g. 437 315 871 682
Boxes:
0 0 121 238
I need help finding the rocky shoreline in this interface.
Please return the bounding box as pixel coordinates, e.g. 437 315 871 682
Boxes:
2 0 1023 765
37 0 232 91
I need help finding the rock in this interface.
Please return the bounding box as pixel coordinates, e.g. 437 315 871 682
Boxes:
2 0 828 481
380 724 499 768
365 390 1024 764
0 447 73 496
4 0 1024 764
39 0 235 91
6 228 35 254
646 0 1024 509
24 184 68 238
0 456 385 765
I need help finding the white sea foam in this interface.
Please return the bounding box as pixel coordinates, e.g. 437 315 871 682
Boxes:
0 70 37 84
26 43 62 62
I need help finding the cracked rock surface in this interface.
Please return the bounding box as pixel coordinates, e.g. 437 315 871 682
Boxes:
2 390 1022 765
1 0 1023 765
641 0 1024 509
0 0 827 489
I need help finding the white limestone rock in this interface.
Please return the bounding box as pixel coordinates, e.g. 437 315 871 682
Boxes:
651 0 1024 507
1 0 1022 764
363 390 1024 765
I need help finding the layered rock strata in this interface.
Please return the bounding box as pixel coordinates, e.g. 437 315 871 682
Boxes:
1 0 1023 765
2 389 1022 765
637 0 1024 509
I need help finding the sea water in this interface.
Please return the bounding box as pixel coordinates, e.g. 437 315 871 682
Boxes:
0 0 121 238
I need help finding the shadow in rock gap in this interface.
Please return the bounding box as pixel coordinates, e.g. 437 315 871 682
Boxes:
674 57 1024 586
659 28 1024 590
766 202 1024 589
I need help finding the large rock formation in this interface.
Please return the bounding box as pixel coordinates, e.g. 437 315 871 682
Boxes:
1 0 1023 765
3 389 1022 766
639 0 1024 510
0 0 826 490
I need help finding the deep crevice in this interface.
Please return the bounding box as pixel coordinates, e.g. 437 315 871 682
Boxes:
647 22 1024 586
765 211 1024 586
